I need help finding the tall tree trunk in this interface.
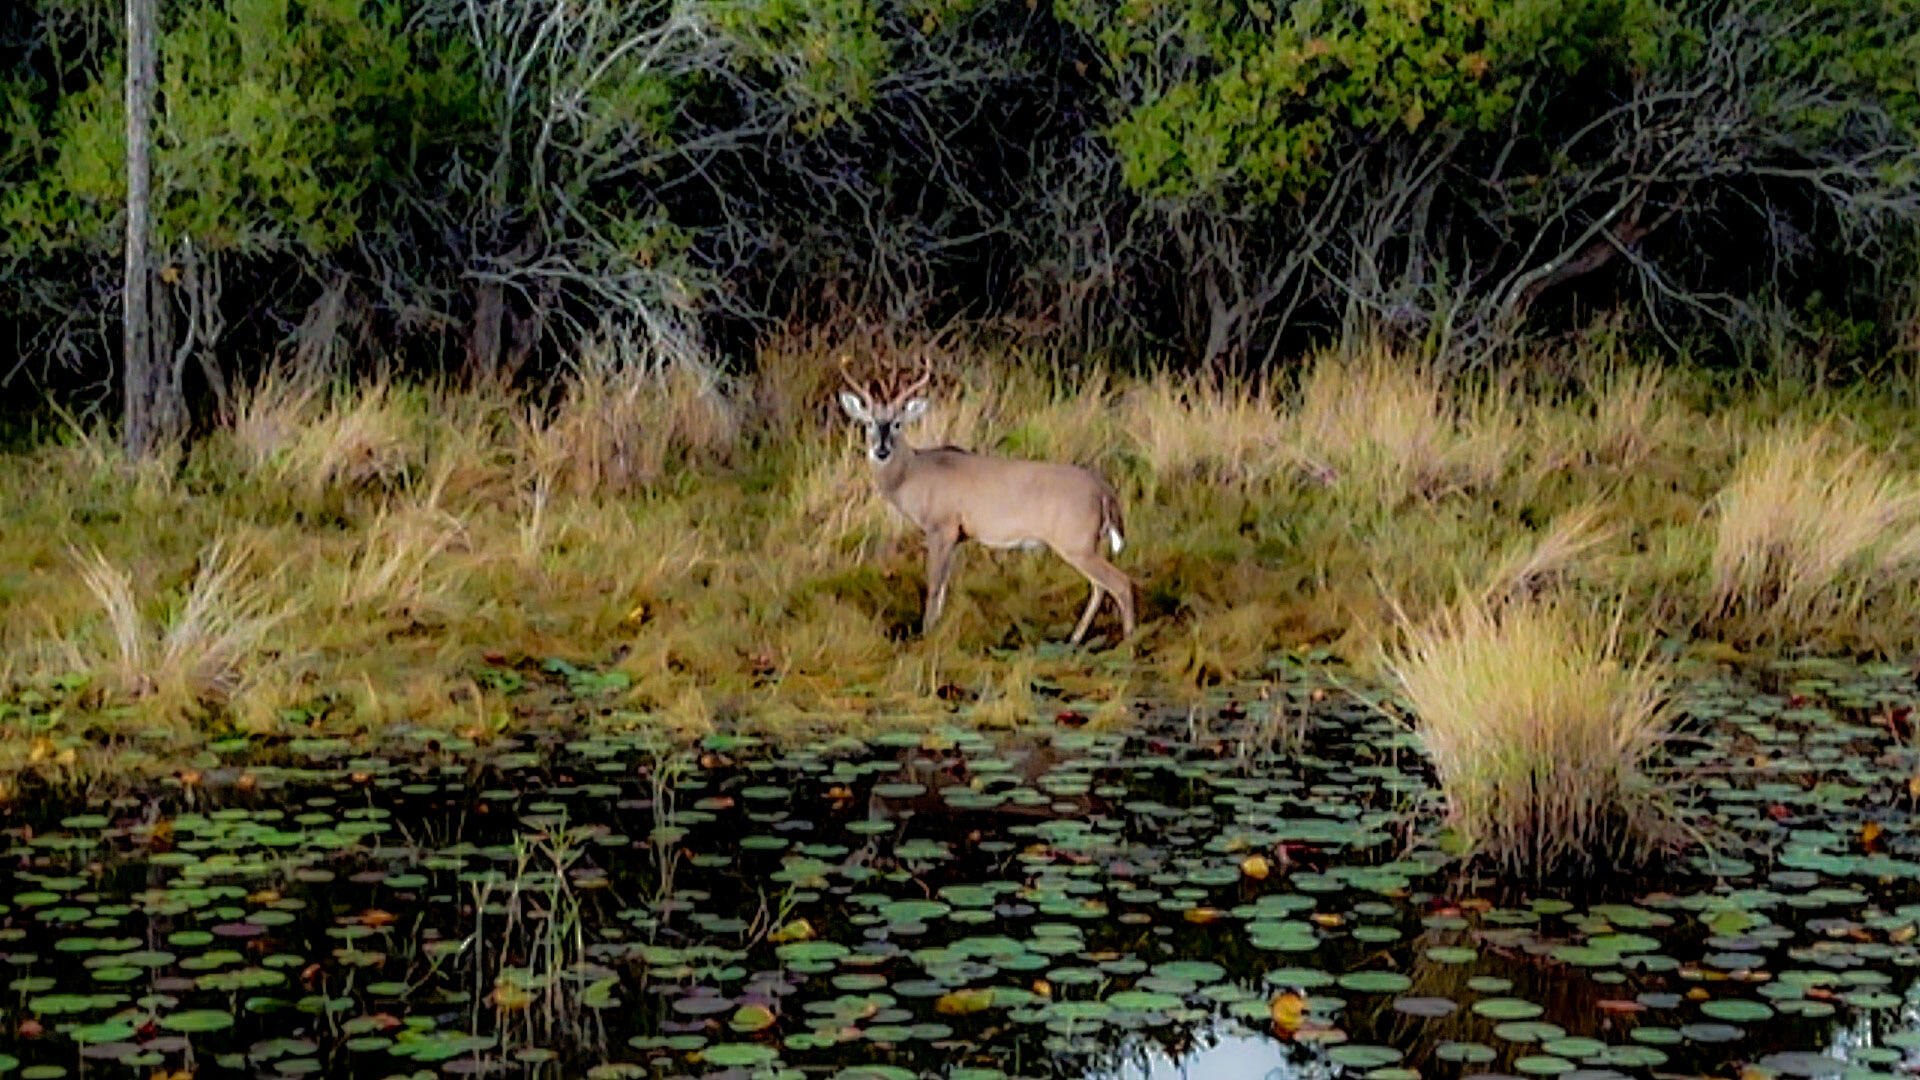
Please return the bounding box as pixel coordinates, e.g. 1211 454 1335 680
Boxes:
122 0 177 455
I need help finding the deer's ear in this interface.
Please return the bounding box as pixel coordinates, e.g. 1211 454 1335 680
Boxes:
899 397 928 424
838 391 871 422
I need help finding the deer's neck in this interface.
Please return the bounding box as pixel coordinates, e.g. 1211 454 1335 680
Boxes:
871 445 916 501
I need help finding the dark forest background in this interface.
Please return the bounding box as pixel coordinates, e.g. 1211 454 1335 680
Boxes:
5 0 1920 440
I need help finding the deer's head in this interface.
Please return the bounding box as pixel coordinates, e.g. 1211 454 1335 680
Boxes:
837 355 932 464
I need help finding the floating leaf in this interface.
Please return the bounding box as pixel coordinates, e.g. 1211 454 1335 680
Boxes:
1269 992 1306 1033
1474 998 1545 1021
703 1044 778 1067
160 1010 235 1033
729 1004 776 1032
1700 999 1774 1022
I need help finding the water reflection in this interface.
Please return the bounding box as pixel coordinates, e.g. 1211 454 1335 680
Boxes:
1098 1026 1297 1080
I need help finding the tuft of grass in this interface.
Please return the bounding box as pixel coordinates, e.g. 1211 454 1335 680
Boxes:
1291 348 1513 502
1588 363 1679 472
71 539 293 714
230 372 322 471
1479 502 1615 606
1709 426 1920 636
335 502 469 616
234 376 419 499
1118 371 1290 489
518 355 737 495
1385 596 1679 878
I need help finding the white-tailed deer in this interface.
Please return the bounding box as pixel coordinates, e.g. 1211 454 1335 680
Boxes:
836 356 1135 645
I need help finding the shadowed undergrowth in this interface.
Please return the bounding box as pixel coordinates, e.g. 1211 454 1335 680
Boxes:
5 337 1920 793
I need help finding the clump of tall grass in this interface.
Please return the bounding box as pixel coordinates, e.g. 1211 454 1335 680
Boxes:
1118 372 1290 488
1587 364 1679 472
70 538 293 713
518 356 737 495
1477 502 1616 605
232 375 420 497
1385 596 1678 878
334 502 469 617
1291 349 1513 501
1710 427 1920 635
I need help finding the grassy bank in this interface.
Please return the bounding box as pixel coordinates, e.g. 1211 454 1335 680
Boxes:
5 336 1920 786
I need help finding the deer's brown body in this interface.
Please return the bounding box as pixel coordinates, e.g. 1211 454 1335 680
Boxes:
838 358 1135 645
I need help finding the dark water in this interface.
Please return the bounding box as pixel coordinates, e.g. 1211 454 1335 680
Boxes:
3 660 1919 1080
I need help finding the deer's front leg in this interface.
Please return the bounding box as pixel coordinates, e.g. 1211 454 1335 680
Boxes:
924 525 960 631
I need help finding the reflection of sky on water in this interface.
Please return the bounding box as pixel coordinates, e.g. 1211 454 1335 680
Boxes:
1096 1028 1316 1080
1085 999 1920 1080
1837 999 1920 1073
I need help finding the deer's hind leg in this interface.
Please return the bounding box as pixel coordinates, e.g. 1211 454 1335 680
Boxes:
1070 583 1107 645
1058 549 1136 645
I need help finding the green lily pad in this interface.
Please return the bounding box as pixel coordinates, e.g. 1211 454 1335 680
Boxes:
703 1044 778 1067
1473 998 1545 1020
160 1010 236 1033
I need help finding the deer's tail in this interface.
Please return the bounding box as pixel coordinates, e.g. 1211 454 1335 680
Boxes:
1100 487 1126 556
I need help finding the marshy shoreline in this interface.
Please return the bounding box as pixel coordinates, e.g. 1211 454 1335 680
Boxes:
5 339 1920 805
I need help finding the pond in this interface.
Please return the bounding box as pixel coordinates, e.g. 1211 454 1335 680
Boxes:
2 657 1919 1080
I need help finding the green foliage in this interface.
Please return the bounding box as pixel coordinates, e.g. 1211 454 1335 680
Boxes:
1696 0 1920 132
0 69 43 179
704 0 895 134
1057 0 1661 204
3 0 461 258
1061 0 1920 208
3 0 1919 406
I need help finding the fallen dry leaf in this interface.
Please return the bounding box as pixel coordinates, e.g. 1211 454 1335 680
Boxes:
1270 991 1306 1035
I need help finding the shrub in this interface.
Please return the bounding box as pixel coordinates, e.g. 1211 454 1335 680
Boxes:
1710 427 1920 634
71 538 291 713
1385 597 1679 877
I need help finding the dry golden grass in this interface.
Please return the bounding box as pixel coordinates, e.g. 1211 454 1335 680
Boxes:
4 335 1920 788
334 502 469 616
69 537 293 714
231 372 322 470
1588 364 1680 472
1117 372 1291 490
1709 426 1920 635
517 353 738 496
1385 596 1679 877
1479 502 1616 606
233 375 420 499
1291 349 1513 502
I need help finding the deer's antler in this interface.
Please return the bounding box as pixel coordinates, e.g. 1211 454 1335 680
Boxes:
889 353 933 407
837 353 874 403
839 352 932 408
